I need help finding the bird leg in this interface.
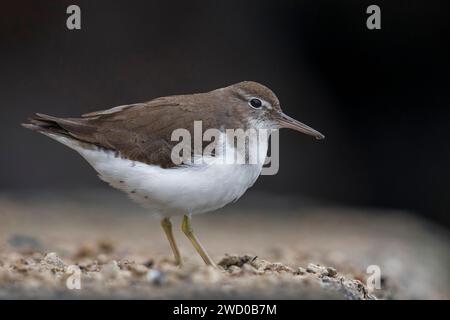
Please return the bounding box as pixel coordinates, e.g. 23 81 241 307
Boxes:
181 214 217 267
160 217 183 266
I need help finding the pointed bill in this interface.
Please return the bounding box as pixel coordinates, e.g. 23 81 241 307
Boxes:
277 112 325 140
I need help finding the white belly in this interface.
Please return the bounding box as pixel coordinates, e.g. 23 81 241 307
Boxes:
89 150 263 217
49 133 268 217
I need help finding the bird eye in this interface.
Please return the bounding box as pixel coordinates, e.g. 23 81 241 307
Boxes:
249 98 263 109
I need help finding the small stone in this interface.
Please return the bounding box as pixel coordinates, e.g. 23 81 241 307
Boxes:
242 263 261 275
322 276 331 283
326 267 337 277
250 258 272 271
42 252 66 271
295 267 306 275
271 262 294 273
128 264 148 276
146 269 166 286
143 259 154 268
218 254 253 269
306 263 321 274
228 265 241 274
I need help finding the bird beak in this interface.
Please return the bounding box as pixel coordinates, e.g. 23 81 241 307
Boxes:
277 112 325 140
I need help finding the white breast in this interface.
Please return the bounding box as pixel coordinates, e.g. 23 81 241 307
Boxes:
49 132 268 218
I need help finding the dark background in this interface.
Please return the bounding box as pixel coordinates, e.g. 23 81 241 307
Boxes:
1 1 449 226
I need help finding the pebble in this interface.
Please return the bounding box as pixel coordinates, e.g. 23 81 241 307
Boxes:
306 263 321 274
128 264 148 276
146 269 166 285
326 267 338 277
295 267 306 275
42 252 66 271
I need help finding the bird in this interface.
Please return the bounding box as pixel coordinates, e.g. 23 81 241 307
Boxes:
22 81 324 267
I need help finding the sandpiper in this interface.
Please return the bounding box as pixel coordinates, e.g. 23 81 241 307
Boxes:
23 81 324 267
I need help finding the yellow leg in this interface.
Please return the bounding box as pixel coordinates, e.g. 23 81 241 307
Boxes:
161 217 183 266
181 214 217 267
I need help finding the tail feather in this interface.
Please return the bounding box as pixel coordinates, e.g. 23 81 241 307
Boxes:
22 113 99 151
23 113 95 137
23 114 68 136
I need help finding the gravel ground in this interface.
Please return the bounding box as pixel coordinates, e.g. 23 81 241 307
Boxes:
0 192 448 299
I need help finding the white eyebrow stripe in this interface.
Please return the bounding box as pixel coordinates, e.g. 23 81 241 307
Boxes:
262 99 273 109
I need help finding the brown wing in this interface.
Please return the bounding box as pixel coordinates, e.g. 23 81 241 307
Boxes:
25 95 223 168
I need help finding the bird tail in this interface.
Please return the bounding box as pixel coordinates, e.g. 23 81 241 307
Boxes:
22 113 96 150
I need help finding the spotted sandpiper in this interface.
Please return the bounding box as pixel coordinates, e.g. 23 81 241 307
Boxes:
23 81 324 267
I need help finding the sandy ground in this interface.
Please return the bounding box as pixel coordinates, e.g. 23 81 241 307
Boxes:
0 191 449 299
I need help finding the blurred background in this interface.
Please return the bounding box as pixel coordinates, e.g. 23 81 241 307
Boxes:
0 0 449 299
1 0 449 227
